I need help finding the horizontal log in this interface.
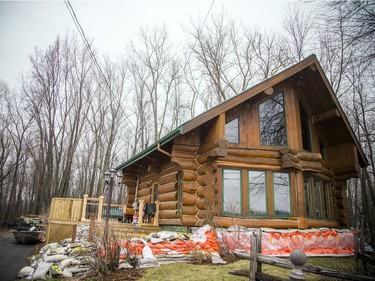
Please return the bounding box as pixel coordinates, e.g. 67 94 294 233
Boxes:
159 172 178 185
281 161 301 171
182 192 199 206
310 172 333 182
196 173 216 186
137 195 151 203
158 182 176 194
224 155 282 166
138 188 151 198
158 191 178 202
213 216 298 228
159 209 179 219
196 198 214 210
196 210 207 219
138 181 152 190
138 172 159 184
217 161 283 171
127 193 135 202
321 166 334 178
198 138 229 155
172 158 199 170
312 108 340 124
158 218 182 225
197 163 215 175
159 201 178 210
296 151 322 162
172 143 199 153
123 180 137 187
228 148 281 159
197 147 228 164
183 181 200 193
281 153 300 164
160 163 181 176
182 205 199 215
279 147 298 155
300 160 322 172
172 150 198 159
196 185 215 198
183 170 198 181
333 164 361 176
195 218 206 227
306 219 340 229
181 215 198 226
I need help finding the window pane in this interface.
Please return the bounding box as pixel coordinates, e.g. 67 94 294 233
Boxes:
323 183 333 219
223 169 241 214
259 93 287 146
273 172 290 216
300 101 312 151
304 176 314 217
314 180 323 218
249 171 267 216
225 118 239 143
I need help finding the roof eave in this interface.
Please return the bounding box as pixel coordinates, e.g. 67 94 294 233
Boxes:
116 127 182 171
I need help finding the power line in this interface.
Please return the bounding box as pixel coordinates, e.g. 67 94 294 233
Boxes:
64 0 112 92
181 0 215 75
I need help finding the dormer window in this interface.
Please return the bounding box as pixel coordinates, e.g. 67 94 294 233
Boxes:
225 117 239 143
259 92 287 147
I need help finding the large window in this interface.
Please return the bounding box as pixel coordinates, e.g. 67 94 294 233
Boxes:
222 169 242 214
221 169 291 218
304 176 333 219
225 117 239 143
248 171 267 216
273 172 291 216
259 93 287 146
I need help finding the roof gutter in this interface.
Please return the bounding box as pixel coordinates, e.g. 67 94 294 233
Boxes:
115 127 182 171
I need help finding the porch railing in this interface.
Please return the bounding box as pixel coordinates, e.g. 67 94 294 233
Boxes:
49 194 159 227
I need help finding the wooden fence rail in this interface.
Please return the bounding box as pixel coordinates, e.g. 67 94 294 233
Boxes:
230 230 375 281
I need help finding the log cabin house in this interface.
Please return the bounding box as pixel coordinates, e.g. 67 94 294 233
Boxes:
116 55 367 230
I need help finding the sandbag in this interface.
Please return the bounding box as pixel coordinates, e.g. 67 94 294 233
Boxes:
32 262 53 280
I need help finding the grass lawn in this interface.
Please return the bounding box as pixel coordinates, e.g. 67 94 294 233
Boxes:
138 257 356 281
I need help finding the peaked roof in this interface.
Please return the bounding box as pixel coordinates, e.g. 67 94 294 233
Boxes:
117 55 368 171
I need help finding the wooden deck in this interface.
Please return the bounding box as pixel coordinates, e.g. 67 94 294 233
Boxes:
46 196 160 243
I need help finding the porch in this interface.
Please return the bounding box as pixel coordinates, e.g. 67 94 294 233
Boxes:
46 195 160 243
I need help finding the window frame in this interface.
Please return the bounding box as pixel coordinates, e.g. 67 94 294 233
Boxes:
304 175 334 220
258 92 288 147
248 170 268 217
272 172 292 217
225 117 240 144
222 168 242 215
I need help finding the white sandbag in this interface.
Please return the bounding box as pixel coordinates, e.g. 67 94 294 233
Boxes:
59 258 75 269
142 245 156 260
62 268 73 278
44 254 68 262
18 266 34 278
32 262 53 280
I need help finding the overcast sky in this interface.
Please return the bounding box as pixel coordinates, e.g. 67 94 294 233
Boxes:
0 0 290 90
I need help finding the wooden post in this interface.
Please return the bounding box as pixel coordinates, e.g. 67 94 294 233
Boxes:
256 230 262 273
153 201 160 226
354 231 359 275
97 195 104 223
249 231 258 281
81 194 88 222
138 200 144 228
71 225 77 243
